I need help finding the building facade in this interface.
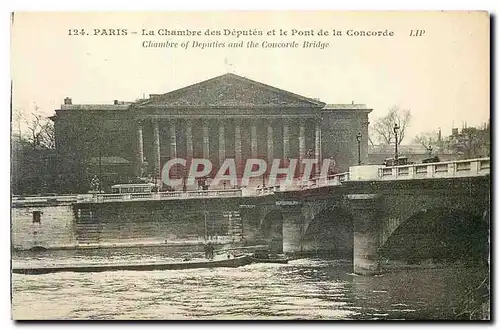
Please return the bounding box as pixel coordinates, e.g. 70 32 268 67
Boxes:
52 73 371 193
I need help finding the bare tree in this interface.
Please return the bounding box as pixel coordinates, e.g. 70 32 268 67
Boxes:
39 121 55 149
23 105 55 151
370 106 411 146
413 130 439 148
12 107 23 138
26 112 42 151
12 104 57 195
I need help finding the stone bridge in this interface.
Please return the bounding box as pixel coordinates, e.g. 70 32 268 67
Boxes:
11 158 490 275
248 158 490 275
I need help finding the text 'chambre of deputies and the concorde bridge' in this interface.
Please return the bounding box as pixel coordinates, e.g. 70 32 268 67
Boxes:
68 28 427 50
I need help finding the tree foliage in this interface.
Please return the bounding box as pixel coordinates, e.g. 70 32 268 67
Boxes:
12 106 56 195
370 106 411 146
450 123 490 159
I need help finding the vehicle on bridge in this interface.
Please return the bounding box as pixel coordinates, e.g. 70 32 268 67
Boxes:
110 183 157 194
422 156 441 163
384 157 414 166
384 156 442 166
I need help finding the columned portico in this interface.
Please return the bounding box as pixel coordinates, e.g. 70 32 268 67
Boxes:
283 121 290 160
169 120 177 160
203 120 210 159
136 122 144 176
235 122 242 172
315 122 321 175
218 121 225 166
299 123 306 172
186 120 193 161
299 123 305 160
267 124 274 163
152 119 161 177
251 123 258 159
142 116 329 187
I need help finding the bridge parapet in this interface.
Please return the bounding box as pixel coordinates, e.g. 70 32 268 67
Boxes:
309 172 350 187
377 157 490 181
255 172 350 196
12 158 490 207
75 189 243 203
12 195 79 207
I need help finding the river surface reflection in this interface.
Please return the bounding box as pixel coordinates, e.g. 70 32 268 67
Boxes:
11 247 487 320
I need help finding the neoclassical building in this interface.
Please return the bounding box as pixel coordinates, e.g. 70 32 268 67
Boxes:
52 73 371 192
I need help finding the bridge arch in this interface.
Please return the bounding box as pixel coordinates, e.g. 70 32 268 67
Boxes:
378 188 489 249
379 207 489 264
261 209 284 253
302 205 353 256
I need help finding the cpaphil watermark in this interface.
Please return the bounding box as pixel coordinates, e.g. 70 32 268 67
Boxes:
161 158 337 189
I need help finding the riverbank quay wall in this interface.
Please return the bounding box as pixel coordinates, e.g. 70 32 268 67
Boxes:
11 198 77 250
11 194 271 251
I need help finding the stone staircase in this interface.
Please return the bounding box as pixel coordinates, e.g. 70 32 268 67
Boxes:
225 211 244 242
75 207 102 245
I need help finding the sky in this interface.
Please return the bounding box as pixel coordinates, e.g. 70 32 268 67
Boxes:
10 11 490 143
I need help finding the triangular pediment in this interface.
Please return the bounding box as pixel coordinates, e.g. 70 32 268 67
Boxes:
136 73 325 108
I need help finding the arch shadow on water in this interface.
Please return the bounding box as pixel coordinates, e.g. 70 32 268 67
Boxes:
261 210 284 254
301 206 354 259
379 207 489 265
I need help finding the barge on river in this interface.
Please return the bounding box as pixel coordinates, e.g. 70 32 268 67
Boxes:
12 255 252 275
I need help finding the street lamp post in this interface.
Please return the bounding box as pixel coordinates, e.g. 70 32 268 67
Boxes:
356 132 362 165
153 169 158 192
98 145 102 192
393 123 400 162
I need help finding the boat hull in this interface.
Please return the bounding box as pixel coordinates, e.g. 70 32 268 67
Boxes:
12 255 253 275
250 257 289 264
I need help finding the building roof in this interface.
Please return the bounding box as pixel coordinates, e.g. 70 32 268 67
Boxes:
56 74 372 112
60 104 131 111
134 73 326 108
323 103 370 110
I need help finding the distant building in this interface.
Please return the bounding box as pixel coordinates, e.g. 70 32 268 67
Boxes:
51 73 372 193
369 121 490 165
447 123 490 159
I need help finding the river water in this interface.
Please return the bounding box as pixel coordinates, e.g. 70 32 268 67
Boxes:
11 247 488 320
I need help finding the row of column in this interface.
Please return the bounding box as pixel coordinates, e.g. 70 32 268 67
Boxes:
137 119 322 176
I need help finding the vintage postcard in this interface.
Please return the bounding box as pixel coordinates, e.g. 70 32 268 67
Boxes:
10 11 490 320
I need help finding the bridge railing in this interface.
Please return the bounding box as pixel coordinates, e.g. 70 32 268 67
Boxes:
75 189 243 203
254 172 350 195
12 195 79 206
377 157 490 180
308 172 350 188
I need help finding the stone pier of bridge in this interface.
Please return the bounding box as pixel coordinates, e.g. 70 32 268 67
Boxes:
262 174 490 275
254 193 383 275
